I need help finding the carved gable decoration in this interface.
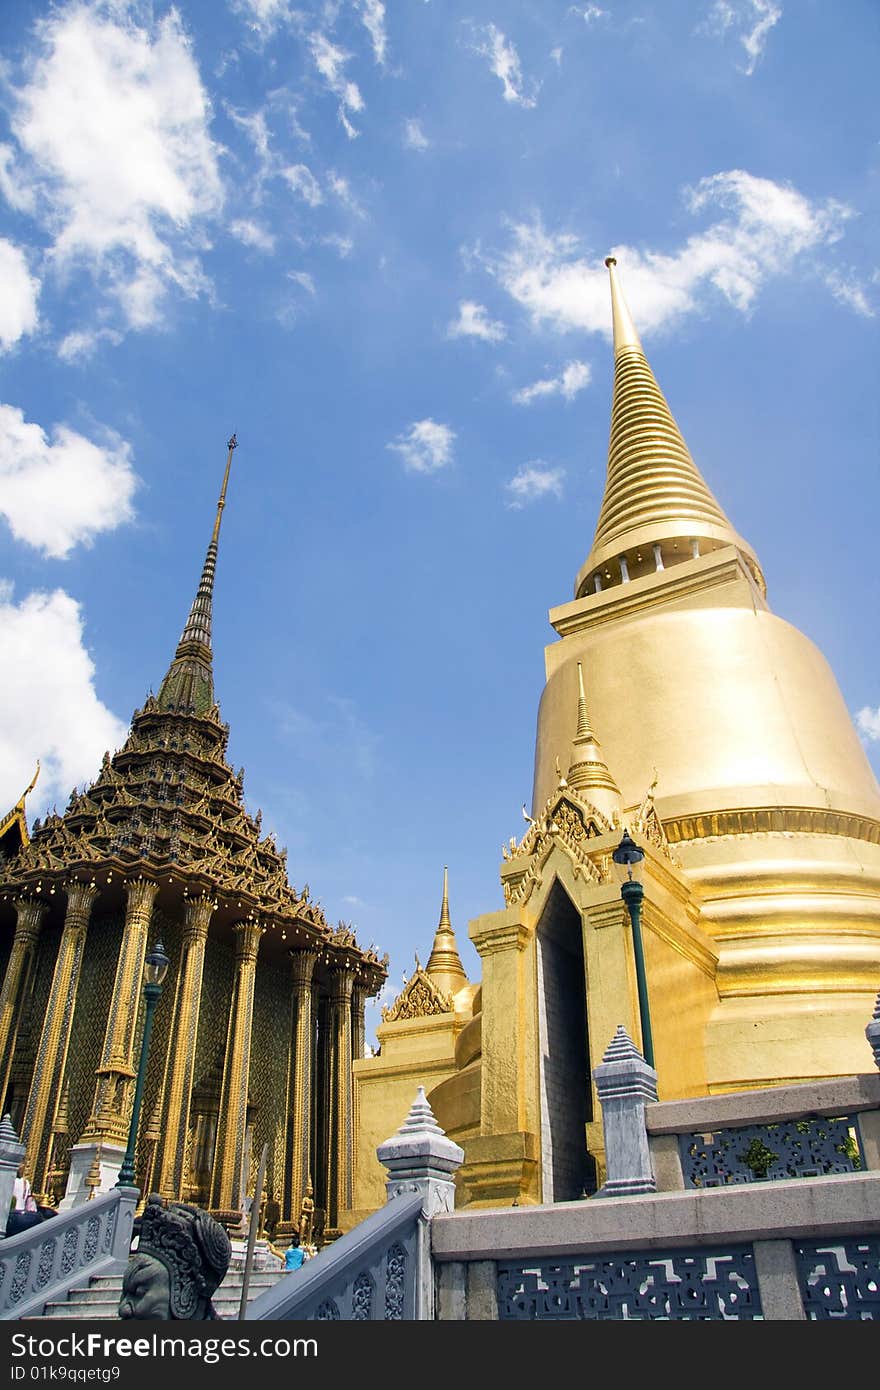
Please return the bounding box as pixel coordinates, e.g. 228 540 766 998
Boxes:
501 789 610 907
381 968 452 1022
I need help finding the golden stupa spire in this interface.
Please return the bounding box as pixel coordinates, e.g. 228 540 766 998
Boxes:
157 435 238 715
425 866 468 998
566 662 621 825
575 259 764 600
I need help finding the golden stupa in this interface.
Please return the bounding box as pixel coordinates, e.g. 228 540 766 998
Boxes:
350 256 880 1216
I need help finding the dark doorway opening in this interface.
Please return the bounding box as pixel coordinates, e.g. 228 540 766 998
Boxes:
536 878 596 1201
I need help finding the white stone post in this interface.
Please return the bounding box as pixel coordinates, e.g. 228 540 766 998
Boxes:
377 1086 464 1320
593 1026 657 1197
0 1115 26 1237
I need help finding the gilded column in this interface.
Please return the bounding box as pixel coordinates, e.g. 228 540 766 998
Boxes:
351 982 367 1068
286 947 317 1226
0 897 47 1113
156 893 214 1198
328 966 354 1229
81 877 159 1146
313 991 331 1226
21 880 97 1191
211 918 264 1215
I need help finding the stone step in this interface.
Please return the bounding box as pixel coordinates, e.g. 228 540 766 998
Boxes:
29 1259 287 1320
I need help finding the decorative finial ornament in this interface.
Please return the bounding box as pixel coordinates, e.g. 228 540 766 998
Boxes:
425 863 468 996
157 436 242 715
575 255 765 601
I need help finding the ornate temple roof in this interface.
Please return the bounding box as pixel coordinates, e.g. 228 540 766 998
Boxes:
0 441 386 987
575 257 765 600
0 764 39 864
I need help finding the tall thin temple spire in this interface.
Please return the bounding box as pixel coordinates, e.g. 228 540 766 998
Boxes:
566 662 621 825
425 866 468 999
575 259 764 600
157 435 238 716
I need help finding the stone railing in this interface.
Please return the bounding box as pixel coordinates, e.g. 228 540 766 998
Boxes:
0 1186 137 1321
646 1073 880 1191
245 1191 426 1320
247 1085 464 1322
432 1170 880 1319
431 1032 880 1320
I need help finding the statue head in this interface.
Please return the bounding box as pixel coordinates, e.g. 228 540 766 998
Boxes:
118 1195 232 1320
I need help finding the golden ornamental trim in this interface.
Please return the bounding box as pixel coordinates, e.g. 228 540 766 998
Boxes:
664 806 880 846
381 967 452 1022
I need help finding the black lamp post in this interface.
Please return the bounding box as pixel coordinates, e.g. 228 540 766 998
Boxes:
117 939 170 1188
611 831 655 1069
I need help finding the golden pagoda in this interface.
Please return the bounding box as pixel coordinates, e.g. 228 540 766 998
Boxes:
351 257 880 1213
0 437 387 1239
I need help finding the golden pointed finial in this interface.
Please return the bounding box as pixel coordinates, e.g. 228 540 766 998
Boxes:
438 865 451 931
566 659 621 824
211 433 239 546
21 761 40 802
158 436 240 714
575 258 764 601
605 255 643 357
425 864 468 997
575 661 594 740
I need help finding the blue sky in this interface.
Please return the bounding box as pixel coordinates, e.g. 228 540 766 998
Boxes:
0 0 878 1041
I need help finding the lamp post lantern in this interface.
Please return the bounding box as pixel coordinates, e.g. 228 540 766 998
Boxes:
117 938 170 1188
611 831 655 1069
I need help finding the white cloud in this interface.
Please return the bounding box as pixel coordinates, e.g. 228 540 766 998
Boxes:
310 33 365 139
357 0 388 66
825 270 875 318
328 172 365 218
491 170 855 338
470 24 539 108
0 239 40 351
8 5 224 331
231 0 299 41
856 707 880 742
281 163 323 206
388 419 455 474
448 300 506 342
513 360 591 405
572 5 608 21
403 118 429 151
288 270 316 295
322 233 354 258
225 105 274 190
230 218 276 253
702 1 782 76
0 144 35 213
0 582 129 818
0 404 138 559
505 463 565 508
57 327 123 363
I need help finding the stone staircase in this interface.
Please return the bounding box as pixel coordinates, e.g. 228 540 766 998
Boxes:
29 1253 287 1321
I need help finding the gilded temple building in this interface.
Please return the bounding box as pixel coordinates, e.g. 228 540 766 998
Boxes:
351 257 880 1215
0 437 387 1238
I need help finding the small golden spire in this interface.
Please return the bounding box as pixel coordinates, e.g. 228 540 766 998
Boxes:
605 256 642 356
425 865 468 998
438 865 451 931
566 661 621 825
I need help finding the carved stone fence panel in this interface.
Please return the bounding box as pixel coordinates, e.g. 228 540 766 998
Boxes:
245 1192 426 1321
0 1186 137 1320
